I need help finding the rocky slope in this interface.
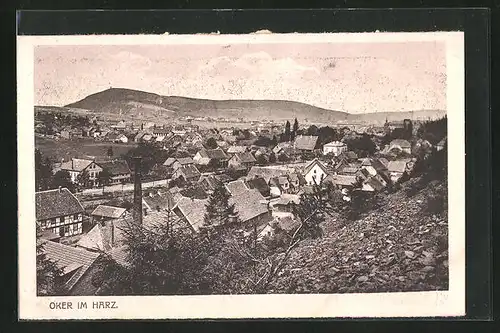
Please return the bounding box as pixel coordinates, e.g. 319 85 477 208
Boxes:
269 179 448 294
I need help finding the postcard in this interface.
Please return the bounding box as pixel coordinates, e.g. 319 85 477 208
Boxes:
18 31 465 319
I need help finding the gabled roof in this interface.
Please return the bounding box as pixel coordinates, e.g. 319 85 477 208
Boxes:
163 157 176 166
174 197 209 232
364 176 386 191
36 188 84 221
227 145 248 154
38 239 101 292
378 157 390 168
197 148 229 160
91 205 126 219
233 152 256 164
230 189 269 223
437 137 447 146
275 194 300 206
142 191 176 211
387 160 408 173
76 217 132 252
246 166 294 183
330 174 358 187
303 158 330 176
390 139 411 148
175 164 201 179
225 180 249 196
294 135 319 151
339 151 358 160
177 157 194 165
99 160 131 176
60 158 94 172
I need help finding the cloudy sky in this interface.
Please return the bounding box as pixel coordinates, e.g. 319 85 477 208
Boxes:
34 41 446 113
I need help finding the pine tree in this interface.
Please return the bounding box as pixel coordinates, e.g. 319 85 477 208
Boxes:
204 182 238 227
284 121 291 142
292 118 299 140
52 170 74 192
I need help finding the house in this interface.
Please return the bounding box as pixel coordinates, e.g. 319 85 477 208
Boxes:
323 141 348 156
197 175 222 192
361 174 387 192
90 205 127 225
246 166 293 183
273 142 292 155
225 180 250 196
229 188 272 230
293 135 319 152
436 137 447 151
142 190 176 213
173 197 209 232
337 151 359 163
193 148 229 167
163 157 195 171
288 172 307 191
60 127 82 139
36 188 85 237
134 131 146 143
152 128 170 140
60 158 103 186
142 134 153 142
228 152 257 169
227 145 248 154
245 176 271 197
112 120 127 131
271 194 300 213
99 160 131 185
387 159 411 182
302 158 332 186
172 164 202 182
329 174 358 190
388 139 412 155
149 164 174 179
37 239 102 295
108 133 128 143
269 176 291 197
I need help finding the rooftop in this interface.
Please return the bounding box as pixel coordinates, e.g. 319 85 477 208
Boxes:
36 188 84 221
91 205 126 219
294 135 319 151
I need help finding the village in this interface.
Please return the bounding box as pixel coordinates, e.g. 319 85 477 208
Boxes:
35 109 447 296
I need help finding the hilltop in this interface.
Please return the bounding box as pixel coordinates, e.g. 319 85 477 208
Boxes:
57 88 446 125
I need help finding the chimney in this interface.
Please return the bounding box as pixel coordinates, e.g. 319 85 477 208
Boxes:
110 221 115 247
132 156 143 225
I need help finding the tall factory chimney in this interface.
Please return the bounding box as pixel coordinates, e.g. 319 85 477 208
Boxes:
132 156 143 225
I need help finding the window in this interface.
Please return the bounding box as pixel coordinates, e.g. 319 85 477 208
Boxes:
64 225 70 236
74 214 79 220
40 220 46 228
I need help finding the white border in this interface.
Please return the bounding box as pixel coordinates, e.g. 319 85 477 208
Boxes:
17 32 465 320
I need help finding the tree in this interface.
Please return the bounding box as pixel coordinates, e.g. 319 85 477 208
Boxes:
256 154 268 166
204 182 238 228
77 170 90 189
35 149 53 191
97 168 112 188
268 152 277 164
292 118 299 139
36 226 64 296
107 146 114 157
52 170 74 192
205 137 218 149
345 134 376 157
284 121 291 142
278 153 289 163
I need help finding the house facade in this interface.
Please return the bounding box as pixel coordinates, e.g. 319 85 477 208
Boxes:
36 188 85 237
60 158 103 187
323 141 348 156
303 158 331 186
99 160 131 185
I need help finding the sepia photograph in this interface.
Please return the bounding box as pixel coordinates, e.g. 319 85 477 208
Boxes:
18 31 465 319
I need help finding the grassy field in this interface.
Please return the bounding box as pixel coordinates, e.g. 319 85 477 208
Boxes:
35 136 137 161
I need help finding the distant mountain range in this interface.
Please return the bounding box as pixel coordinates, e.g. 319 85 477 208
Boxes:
39 88 446 125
